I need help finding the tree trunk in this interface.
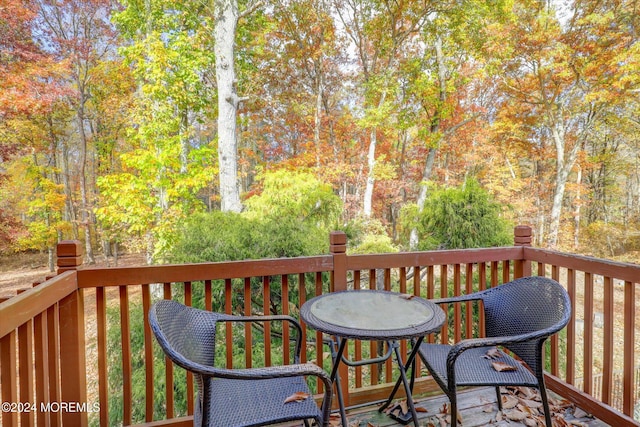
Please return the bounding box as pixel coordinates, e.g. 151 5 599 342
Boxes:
573 166 582 249
409 36 447 249
214 0 242 213
547 113 581 249
363 127 377 218
77 105 95 264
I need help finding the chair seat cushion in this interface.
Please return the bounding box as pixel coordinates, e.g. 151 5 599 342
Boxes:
418 344 539 388
203 375 322 427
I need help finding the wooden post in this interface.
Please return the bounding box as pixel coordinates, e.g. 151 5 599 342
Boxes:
329 231 350 407
330 231 347 292
56 240 88 426
56 240 83 274
514 226 532 278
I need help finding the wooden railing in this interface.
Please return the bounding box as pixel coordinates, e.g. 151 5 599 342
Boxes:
1 228 638 426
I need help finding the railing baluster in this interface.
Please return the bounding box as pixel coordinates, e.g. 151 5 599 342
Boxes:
623 280 636 416
1 330 18 427
298 273 307 364
33 288 49 427
584 272 594 396
465 264 473 339
264 276 272 367
46 303 61 427
225 279 233 368
96 287 108 427
204 279 212 311
566 269 576 385
478 263 486 337
454 264 462 343
162 283 174 419
244 278 252 369
118 286 132 425
602 276 614 405
18 316 35 426
282 275 290 365
440 265 448 344
142 284 154 422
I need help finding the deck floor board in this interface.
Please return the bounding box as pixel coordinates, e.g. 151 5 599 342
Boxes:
280 386 610 427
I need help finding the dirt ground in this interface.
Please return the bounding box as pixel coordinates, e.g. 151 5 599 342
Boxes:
0 251 146 296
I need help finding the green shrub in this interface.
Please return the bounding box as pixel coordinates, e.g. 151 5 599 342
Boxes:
400 179 512 250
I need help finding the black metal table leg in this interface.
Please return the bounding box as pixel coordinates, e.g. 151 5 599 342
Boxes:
378 337 425 426
329 337 348 427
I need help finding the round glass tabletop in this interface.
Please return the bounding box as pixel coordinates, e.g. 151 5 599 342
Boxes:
308 291 435 331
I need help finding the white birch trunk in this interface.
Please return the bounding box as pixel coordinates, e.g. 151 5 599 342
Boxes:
362 127 377 217
214 0 242 213
547 113 581 248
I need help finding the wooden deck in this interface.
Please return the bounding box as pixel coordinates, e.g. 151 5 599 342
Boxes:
284 386 610 427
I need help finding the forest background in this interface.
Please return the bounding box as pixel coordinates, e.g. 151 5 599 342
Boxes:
1 0 639 271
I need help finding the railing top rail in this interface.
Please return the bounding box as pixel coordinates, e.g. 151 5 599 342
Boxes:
75 255 334 288
0 271 77 337
346 246 524 270
524 247 640 283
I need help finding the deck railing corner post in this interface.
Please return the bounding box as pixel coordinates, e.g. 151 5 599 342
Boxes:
514 225 532 278
330 231 348 292
56 240 83 275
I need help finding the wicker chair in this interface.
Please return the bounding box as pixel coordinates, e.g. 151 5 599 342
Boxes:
149 300 332 427
417 276 571 427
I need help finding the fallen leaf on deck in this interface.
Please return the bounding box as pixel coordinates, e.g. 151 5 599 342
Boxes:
329 413 342 426
505 409 528 421
501 395 518 409
284 391 310 403
523 417 538 426
569 420 587 426
483 347 502 359
518 397 543 409
416 406 428 413
492 361 517 372
573 407 588 418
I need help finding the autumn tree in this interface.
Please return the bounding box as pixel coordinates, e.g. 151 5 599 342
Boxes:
490 0 640 248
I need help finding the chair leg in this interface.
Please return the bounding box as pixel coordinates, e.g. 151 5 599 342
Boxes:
495 386 502 411
538 384 553 427
449 393 458 427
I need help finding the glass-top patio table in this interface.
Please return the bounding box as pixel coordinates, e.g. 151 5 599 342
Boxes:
301 289 446 426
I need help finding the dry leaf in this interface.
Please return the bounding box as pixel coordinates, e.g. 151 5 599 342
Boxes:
492 361 517 372
284 391 310 404
518 397 543 409
400 293 416 300
495 411 503 422
439 403 448 415
569 420 587 426
484 347 502 359
329 413 342 426
523 417 538 426
573 407 588 418
482 404 495 413
416 406 428 413
505 409 528 421
501 395 519 409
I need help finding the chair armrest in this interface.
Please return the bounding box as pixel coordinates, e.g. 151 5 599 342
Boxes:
217 314 304 361
445 329 555 371
431 293 483 305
